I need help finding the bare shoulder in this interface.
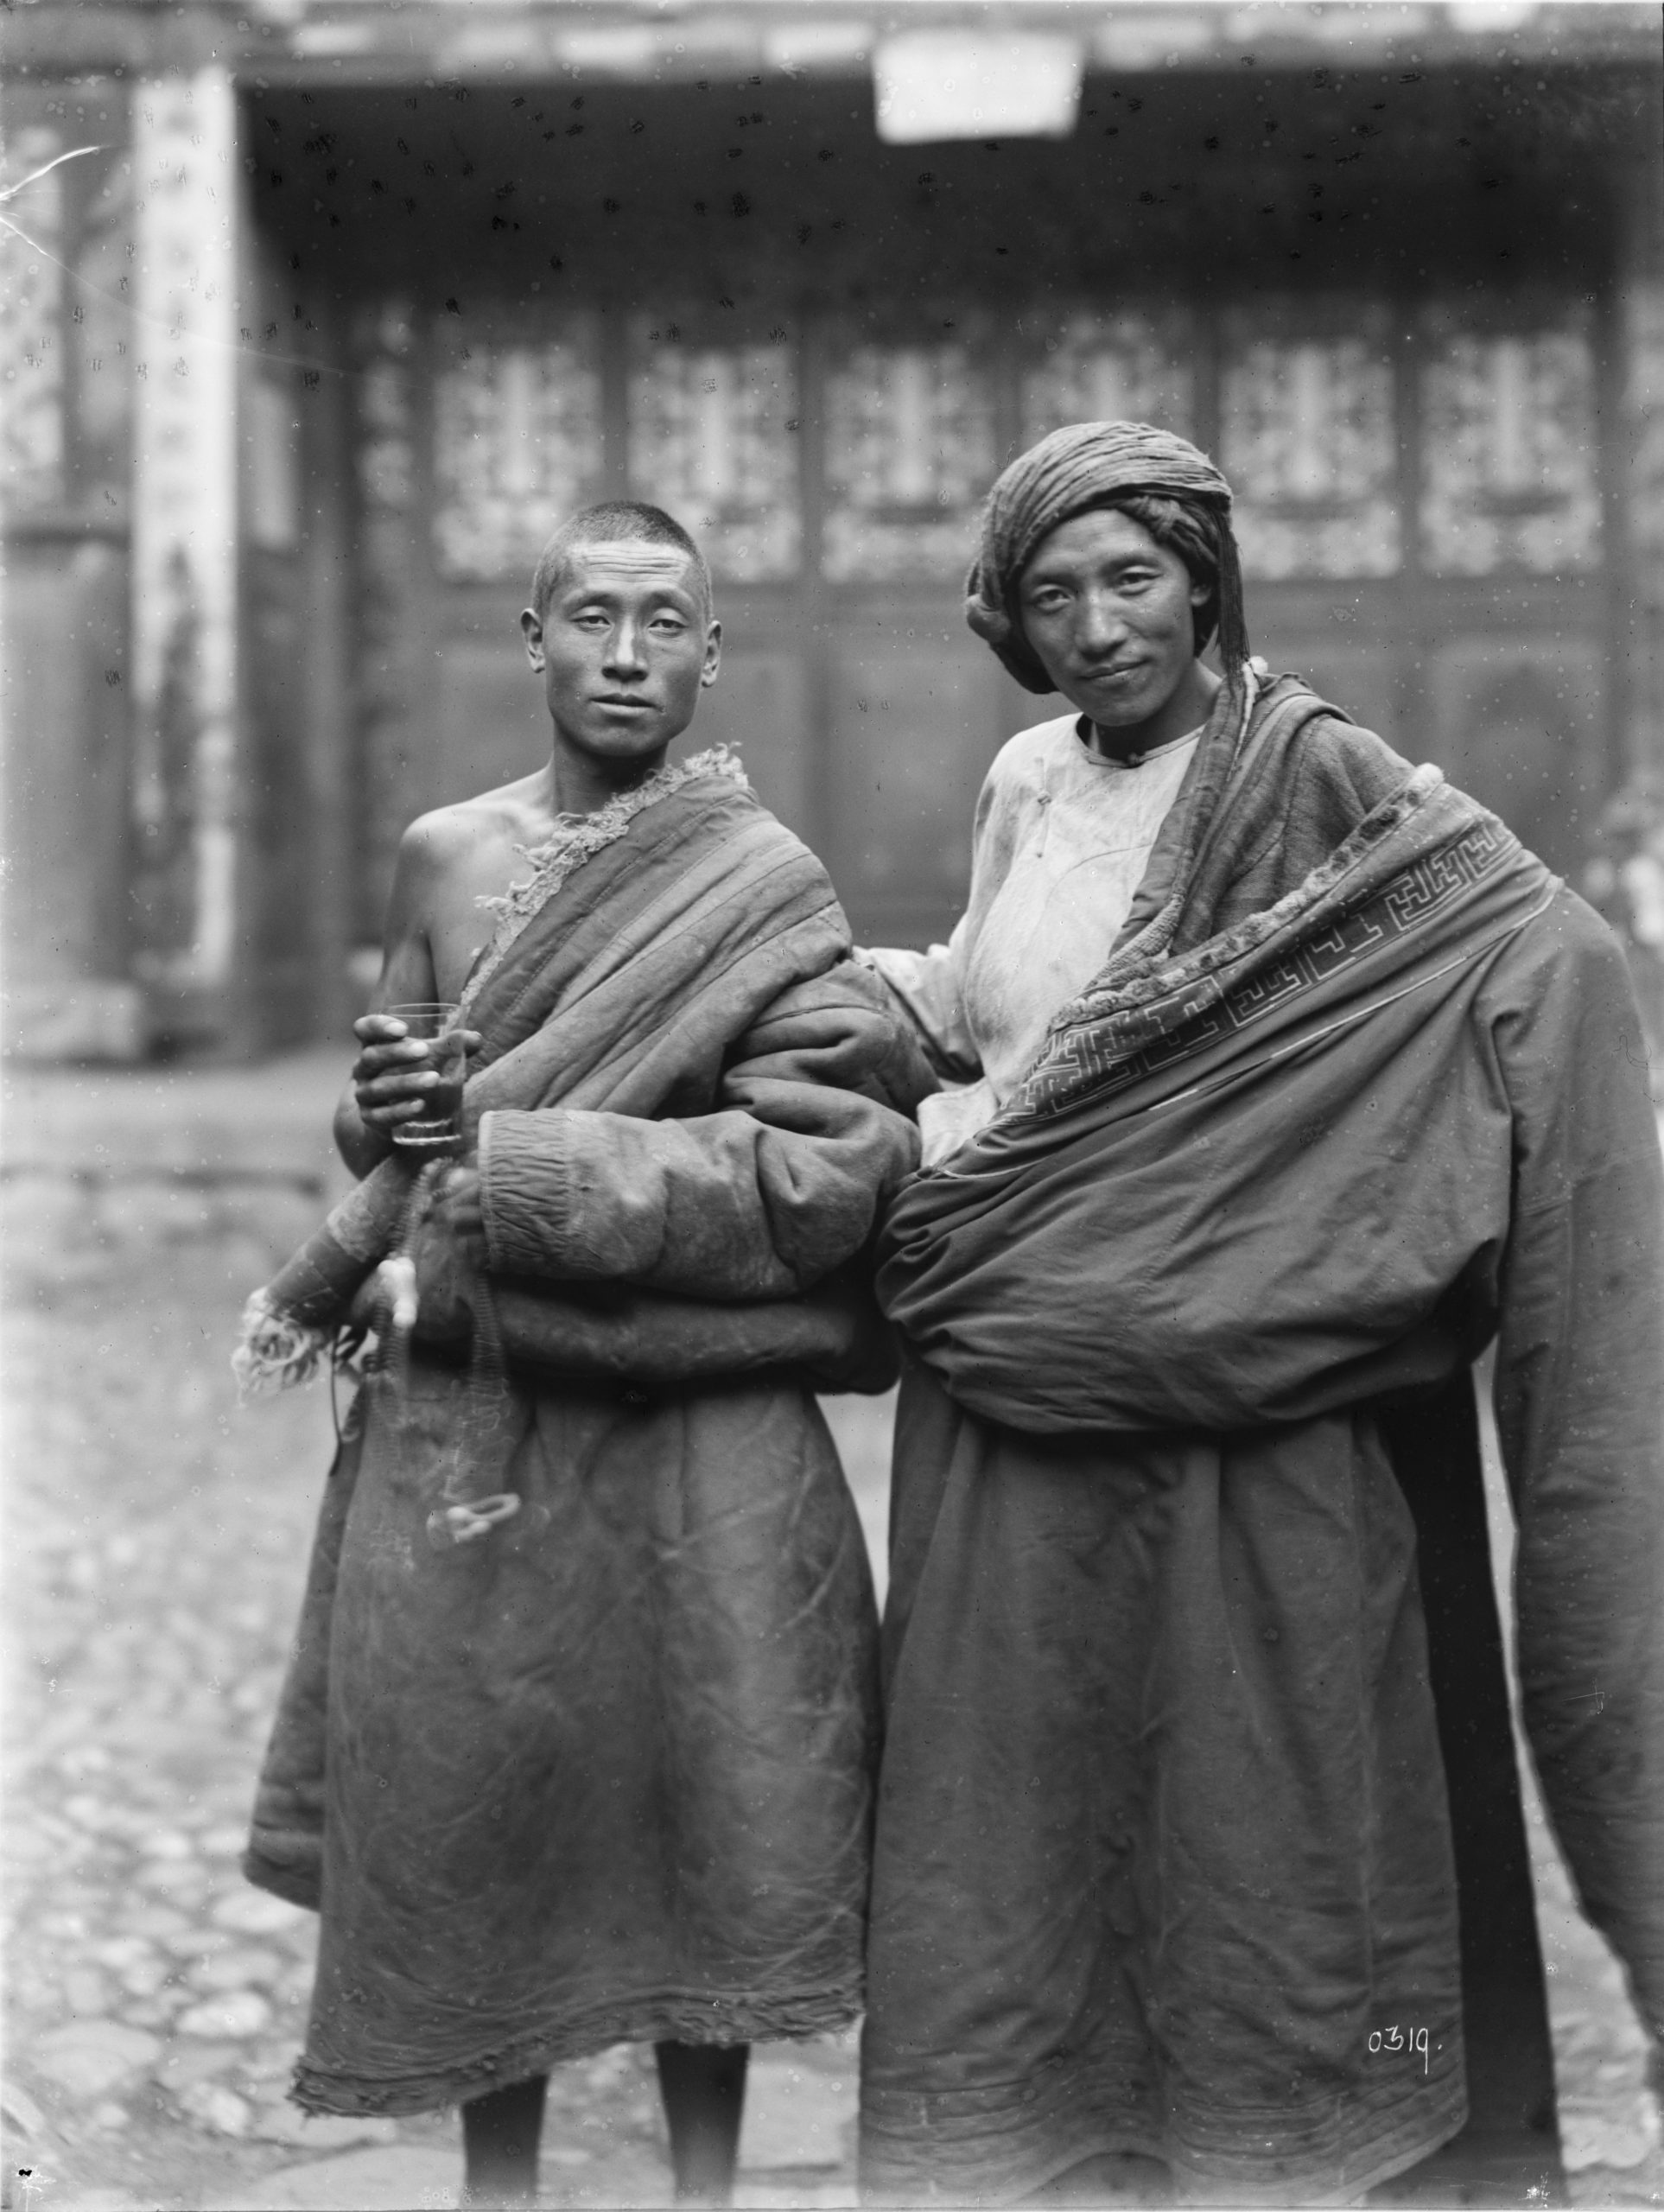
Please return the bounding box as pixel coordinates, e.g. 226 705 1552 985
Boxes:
399 787 512 862
382 775 555 1004
397 773 550 882
368 779 539 1007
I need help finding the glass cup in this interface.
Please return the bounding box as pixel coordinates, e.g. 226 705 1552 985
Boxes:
385 1001 467 1154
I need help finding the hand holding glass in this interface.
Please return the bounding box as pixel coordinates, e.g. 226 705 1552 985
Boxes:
359 1002 470 1154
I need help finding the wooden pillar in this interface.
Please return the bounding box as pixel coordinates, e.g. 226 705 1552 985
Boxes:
238 216 356 1052
130 64 242 1050
298 309 357 1046
1 99 143 1059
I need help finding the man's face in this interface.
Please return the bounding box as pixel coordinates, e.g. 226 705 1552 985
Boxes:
521 541 720 768
1015 509 1207 736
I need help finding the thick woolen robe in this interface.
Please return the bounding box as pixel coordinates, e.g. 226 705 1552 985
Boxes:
241 758 930 2115
860 677 1664 2206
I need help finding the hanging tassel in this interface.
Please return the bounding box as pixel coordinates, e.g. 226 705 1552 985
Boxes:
1214 518 1253 705
424 1255 522 1550
232 1290 332 1399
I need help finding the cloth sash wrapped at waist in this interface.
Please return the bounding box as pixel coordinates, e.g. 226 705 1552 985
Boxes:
878 770 1558 1436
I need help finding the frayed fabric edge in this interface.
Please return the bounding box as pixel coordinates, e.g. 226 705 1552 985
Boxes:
291 1980 863 2117
241 1844 321 1914
232 1289 332 1399
461 744 751 1010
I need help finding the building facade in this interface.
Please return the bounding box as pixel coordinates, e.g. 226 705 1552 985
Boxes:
3 0 1661 1057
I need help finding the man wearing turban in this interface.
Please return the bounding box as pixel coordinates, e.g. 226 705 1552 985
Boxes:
858 423 1664 2205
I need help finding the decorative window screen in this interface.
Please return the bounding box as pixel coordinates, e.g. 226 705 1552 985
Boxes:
822 334 997 583
70 159 134 505
355 302 419 932
1221 309 1400 580
432 321 605 580
1419 314 1601 575
1020 310 1196 448
627 323 800 581
1 127 67 512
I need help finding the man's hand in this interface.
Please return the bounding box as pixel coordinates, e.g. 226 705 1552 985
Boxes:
433 1164 486 1261
351 1013 482 1136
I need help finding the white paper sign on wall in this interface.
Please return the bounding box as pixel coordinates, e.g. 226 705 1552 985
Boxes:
873 31 1083 145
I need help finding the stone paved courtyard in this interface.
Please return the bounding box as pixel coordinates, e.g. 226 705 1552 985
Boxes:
2 1053 1659 2210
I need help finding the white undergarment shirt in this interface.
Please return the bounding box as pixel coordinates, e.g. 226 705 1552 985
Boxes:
871 713 1200 1166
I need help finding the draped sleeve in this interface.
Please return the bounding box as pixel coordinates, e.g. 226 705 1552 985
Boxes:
1486 885 1664 2049
860 723 1073 1081
864 924 980 1084
473 961 926 1302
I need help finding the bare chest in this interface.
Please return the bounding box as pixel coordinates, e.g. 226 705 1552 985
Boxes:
427 829 542 1004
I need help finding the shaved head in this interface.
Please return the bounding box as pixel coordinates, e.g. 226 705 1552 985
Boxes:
530 502 713 626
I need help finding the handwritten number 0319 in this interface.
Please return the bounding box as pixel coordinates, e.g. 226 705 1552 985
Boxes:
1369 2025 1431 2073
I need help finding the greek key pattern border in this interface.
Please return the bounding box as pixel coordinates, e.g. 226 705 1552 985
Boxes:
1014 817 1510 1121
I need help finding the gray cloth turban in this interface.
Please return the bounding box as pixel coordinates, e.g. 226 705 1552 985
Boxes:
964 420 1248 695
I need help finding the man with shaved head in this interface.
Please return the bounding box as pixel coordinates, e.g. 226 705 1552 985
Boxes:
530 499 716 632
238 502 930 2204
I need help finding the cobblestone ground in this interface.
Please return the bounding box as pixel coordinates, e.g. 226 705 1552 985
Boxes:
1 1058 1659 2210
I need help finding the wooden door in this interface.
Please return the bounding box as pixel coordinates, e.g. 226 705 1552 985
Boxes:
1214 291 1611 884
347 283 1615 962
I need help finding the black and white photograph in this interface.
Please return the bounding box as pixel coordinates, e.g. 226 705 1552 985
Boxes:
3 2 1662 2207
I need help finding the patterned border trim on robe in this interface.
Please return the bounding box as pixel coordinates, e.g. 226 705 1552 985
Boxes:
1018 810 1517 1121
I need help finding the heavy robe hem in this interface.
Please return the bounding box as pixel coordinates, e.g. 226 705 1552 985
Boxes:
863 2122 1471 2211
241 1846 318 1914
861 2128 1471 2211
860 2064 1468 2207
290 1982 863 2117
